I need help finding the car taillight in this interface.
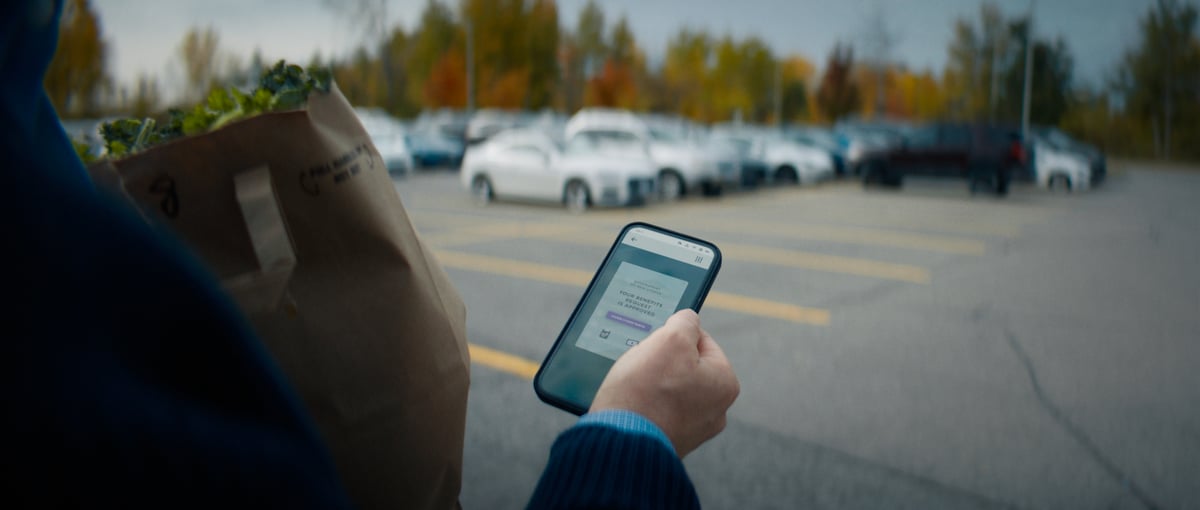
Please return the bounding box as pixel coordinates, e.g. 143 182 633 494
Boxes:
1009 141 1027 164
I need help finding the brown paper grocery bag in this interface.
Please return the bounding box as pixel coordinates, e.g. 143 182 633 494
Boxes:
90 84 469 510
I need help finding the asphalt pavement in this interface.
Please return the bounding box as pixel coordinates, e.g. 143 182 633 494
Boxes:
393 167 1199 510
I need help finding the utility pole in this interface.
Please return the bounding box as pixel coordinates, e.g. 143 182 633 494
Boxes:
466 19 475 115
1020 0 1035 138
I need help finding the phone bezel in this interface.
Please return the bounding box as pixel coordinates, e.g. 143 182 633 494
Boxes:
533 221 722 415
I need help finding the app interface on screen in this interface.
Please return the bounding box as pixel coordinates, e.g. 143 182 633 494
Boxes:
575 261 689 360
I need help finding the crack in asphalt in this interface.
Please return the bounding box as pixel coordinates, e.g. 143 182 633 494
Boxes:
1002 329 1162 510
722 417 1023 509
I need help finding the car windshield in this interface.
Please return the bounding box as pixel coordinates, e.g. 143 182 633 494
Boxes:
648 128 682 143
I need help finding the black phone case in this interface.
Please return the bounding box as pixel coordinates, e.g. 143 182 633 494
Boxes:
533 222 723 415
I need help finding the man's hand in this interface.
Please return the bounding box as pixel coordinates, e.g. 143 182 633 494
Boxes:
591 309 740 458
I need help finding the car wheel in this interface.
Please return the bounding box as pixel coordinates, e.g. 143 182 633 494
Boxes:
564 180 591 213
471 175 493 205
862 162 884 187
659 170 684 201
994 168 1012 196
775 166 799 186
1049 174 1071 193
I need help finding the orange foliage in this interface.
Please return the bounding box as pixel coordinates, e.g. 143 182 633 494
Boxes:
584 59 637 108
478 67 531 108
424 49 467 108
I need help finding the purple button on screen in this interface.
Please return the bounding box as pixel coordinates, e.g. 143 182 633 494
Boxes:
606 311 652 332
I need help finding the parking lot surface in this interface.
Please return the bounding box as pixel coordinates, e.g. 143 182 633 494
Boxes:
393 168 1199 509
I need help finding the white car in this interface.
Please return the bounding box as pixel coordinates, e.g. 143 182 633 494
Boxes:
565 109 738 199
460 129 657 211
711 128 834 185
355 108 414 175
1031 136 1092 192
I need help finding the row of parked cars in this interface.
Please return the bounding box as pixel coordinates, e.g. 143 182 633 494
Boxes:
455 109 849 212
357 107 1106 210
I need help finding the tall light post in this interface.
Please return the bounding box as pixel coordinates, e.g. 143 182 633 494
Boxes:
1020 0 1035 137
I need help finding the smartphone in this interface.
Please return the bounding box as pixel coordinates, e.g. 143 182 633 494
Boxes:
534 222 722 415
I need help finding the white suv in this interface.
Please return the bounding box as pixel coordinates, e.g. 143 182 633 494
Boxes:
565 109 738 200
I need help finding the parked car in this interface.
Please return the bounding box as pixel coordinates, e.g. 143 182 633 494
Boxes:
788 127 846 176
466 109 521 145
1028 132 1092 192
711 128 834 185
1033 126 1105 185
858 123 1027 196
707 134 769 188
355 108 414 175
460 128 657 212
565 109 738 199
407 130 465 169
835 123 907 175
414 108 470 142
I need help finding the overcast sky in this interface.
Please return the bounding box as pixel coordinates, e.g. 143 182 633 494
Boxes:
94 0 1150 100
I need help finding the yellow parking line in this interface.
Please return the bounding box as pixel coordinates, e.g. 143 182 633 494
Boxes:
469 343 538 380
547 231 929 284
434 250 830 326
700 219 987 255
721 243 930 283
424 222 585 248
435 249 590 286
418 217 930 285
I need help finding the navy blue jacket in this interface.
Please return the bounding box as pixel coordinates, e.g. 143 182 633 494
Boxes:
5 1 351 507
528 425 700 509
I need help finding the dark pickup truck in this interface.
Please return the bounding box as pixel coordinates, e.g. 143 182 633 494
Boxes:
860 123 1027 196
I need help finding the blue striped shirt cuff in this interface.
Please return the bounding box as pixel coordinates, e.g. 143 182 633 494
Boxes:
576 409 676 456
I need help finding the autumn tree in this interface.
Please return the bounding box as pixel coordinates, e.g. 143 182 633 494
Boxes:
999 20 1073 126
663 28 713 119
584 14 641 109
526 0 560 109
943 3 1010 120
575 0 608 79
410 0 461 108
177 27 221 103
561 0 606 111
816 42 860 122
44 0 110 117
889 69 946 120
1115 0 1200 159
127 74 160 118
425 48 467 108
779 56 815 123
333 46 384 106
461 0 554 108
380 27 419 116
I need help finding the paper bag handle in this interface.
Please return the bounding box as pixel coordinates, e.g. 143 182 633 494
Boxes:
221 166 297 314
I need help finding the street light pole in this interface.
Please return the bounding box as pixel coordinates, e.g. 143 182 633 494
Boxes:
1020 0 1035 137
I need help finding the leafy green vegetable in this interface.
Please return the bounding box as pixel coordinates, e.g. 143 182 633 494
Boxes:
71 138 97 164
96 60 333 160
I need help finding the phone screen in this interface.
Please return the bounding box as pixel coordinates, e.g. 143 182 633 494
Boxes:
535 223 721 415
